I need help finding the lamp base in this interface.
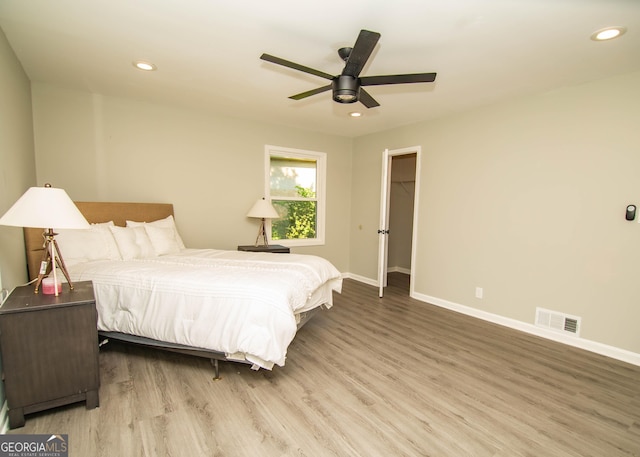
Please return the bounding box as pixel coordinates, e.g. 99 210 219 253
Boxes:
254 218 270 247
34 229 75 295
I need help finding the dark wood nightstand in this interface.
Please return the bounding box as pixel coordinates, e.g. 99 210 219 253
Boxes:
0 281 100 429
237 244 290 253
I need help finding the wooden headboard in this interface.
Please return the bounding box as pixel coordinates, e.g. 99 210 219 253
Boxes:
24 201 174 280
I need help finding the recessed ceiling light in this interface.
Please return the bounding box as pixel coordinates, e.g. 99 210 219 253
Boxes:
590 26 627 41
133 60 157 71
349 112 362 118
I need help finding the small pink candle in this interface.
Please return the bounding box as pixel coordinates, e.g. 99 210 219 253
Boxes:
42 277 62 295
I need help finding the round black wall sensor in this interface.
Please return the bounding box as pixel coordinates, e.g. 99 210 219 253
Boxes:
625 204 636 221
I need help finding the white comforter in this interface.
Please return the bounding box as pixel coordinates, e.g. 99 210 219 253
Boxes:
68 249 342 369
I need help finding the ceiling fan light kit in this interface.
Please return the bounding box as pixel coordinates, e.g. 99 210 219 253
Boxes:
333 76 358 103
261 29 437 109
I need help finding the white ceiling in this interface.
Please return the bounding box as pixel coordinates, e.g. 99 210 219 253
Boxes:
0 0 638 138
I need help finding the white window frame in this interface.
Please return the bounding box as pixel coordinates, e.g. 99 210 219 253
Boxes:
264 144 326 247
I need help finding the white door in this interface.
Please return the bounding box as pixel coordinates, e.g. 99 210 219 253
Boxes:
377 149 391 297
377 146 421 298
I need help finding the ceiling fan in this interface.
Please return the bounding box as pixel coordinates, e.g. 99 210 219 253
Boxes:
260 29 437 108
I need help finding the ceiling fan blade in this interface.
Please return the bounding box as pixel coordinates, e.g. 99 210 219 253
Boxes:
360 72 437 86
289 84 332 100
342 30 381 78
260 53 335 80
358 88 380 108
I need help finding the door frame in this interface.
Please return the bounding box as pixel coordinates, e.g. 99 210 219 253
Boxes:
377 146 421 297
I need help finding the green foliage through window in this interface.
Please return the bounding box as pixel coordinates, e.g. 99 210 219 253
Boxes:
271 186 317 240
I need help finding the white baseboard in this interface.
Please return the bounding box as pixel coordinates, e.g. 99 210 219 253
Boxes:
414 292 640 367
341 272 378 287
387 266 411 275
342 268 410 286
343 273 640 367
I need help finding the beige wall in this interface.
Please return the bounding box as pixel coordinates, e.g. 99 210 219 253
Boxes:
30 83 353 271
352 71 640 354
0 27 36 290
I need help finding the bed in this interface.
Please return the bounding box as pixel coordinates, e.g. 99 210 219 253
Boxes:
23 202 342 378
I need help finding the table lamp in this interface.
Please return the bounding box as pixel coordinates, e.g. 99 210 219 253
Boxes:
246 198 279 247
0 183 90 295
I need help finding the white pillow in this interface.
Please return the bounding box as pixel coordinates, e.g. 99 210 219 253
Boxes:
126 215 185 249
109 225 156 260
144 225 181 255
55 222 121 266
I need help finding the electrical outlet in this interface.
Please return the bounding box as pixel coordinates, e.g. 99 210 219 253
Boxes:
475 287 483 299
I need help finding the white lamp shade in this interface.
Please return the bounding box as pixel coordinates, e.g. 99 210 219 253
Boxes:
246 198 279 219
0 185 90 230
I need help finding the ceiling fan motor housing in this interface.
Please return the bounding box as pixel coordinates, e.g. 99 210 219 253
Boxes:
338 47 352 61
333 75 359 103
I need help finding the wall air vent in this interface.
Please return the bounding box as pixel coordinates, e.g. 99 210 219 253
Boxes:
535 307 581 337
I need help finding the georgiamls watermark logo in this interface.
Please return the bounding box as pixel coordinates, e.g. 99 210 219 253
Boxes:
0 434 68 457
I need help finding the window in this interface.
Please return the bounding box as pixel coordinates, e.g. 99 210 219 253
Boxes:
265 145 326 246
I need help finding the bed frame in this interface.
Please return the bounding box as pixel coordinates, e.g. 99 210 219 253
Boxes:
23 201 317 379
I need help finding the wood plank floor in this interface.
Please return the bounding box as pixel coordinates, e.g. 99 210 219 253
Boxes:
8 273 640 456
